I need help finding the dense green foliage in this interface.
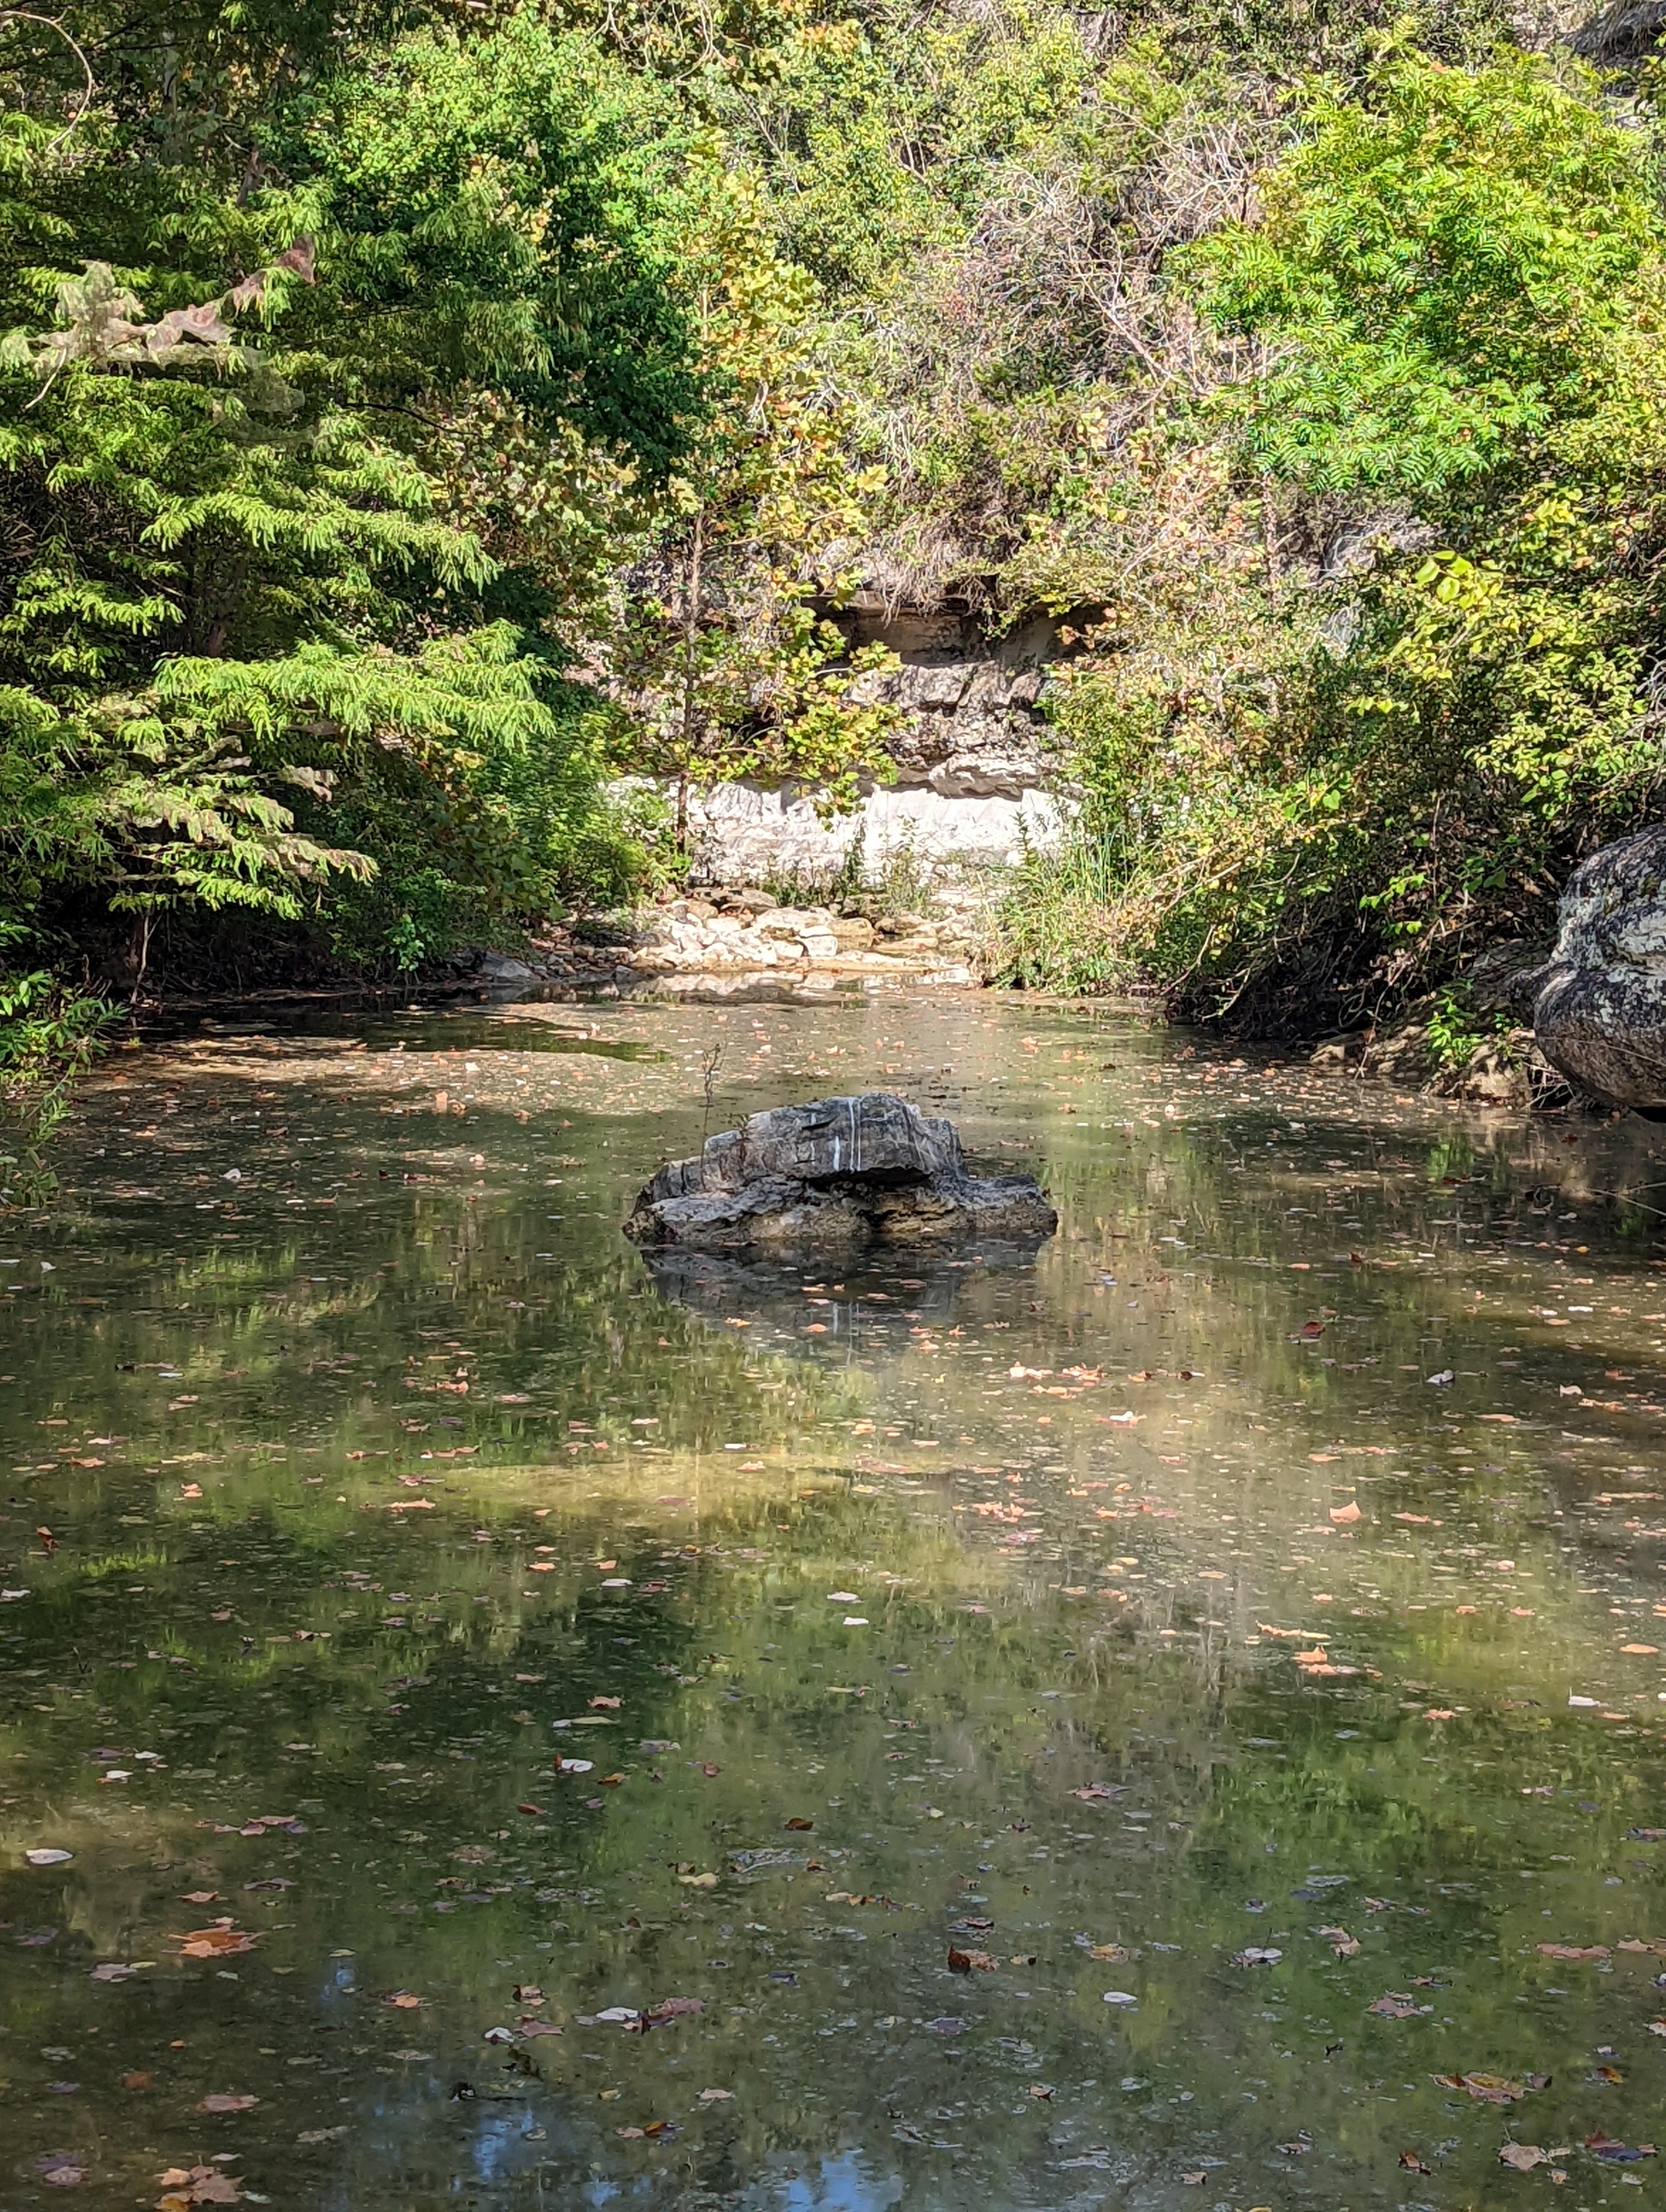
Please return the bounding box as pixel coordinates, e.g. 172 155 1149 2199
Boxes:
11 0 1666 1171
1010 37 1666 1028
569 0 1666 1033
0 0 700 1060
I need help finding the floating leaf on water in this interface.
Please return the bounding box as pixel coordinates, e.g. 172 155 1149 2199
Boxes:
1586 2135 1657 2163
1368 1992 1431 2018
1432 2072 1548 2105
1498 2145 1549 2171
156 2162 242 2208
173 1920 260 1959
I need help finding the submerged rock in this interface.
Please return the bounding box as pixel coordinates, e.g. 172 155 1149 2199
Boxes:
1529 826 1666 1112
623 1091 1058 1249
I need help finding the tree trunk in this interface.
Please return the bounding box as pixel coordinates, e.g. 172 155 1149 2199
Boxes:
676 505 704 851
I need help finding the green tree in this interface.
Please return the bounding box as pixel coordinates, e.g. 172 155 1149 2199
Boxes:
604 165 901 847
999 41 1666 1025
0 6 702 1143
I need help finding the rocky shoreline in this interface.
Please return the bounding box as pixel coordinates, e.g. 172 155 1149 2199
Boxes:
131 825 1666 1132
450 888 984 999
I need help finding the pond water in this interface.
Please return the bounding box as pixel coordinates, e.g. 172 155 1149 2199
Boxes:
6 991 1666 2211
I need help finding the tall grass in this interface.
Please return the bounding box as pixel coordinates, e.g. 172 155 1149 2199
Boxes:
981 834 1129 993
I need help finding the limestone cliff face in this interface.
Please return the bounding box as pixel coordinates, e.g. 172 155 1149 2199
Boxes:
669 599 1066 886
838 599 1057 801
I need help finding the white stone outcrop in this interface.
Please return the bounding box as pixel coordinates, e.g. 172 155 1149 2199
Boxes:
630 897 974 982
659 779 1062 887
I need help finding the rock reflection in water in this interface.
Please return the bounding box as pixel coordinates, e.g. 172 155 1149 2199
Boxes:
639 1241 1052 1354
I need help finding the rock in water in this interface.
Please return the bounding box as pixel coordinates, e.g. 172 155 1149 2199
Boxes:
623 1092 1058 1249
1530 826 1666 1112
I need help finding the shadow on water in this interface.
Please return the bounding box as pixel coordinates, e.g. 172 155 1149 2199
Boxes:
192 1007 668 1059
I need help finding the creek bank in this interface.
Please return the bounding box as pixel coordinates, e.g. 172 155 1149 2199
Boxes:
1305 942 1583 1111
1320 825 1666 1120
445 891 983 1001
107 878 988 1030
621 892 976 986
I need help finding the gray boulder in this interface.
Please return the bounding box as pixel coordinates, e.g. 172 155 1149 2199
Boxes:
477 951 537 983
623 1092 1058 1249
1529 825 1666 1111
